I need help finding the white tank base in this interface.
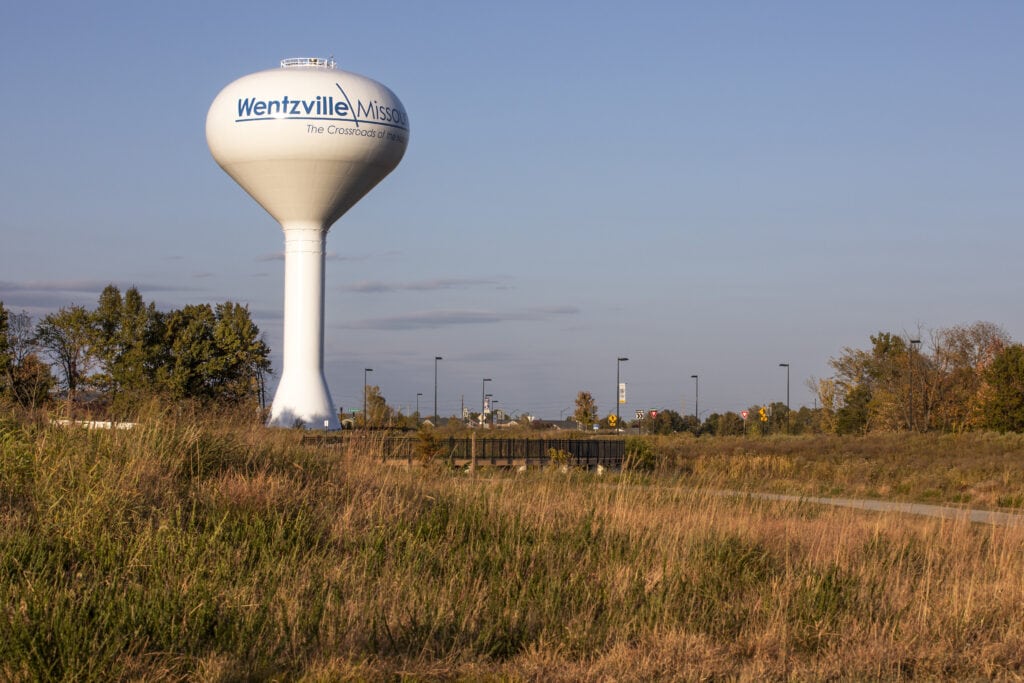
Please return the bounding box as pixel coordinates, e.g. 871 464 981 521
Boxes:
268 372 340 429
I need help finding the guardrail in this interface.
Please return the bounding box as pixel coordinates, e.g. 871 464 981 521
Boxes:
303 434 626 469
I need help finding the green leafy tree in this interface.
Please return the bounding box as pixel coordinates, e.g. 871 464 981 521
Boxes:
835 385 872 435
92 284 124 381
92 284 141 400
646 409 688 435
211 302 271 405
767 401 789 434
35 305 97 399
156 301 270 405
91 284 160 395
789 406 820 435
710 411 744 436
573 391 597 428
117 289 165 395
159 304 218 399
981 345 1024 432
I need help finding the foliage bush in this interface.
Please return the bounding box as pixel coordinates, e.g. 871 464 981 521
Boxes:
415 427 446 465
623 436 657 470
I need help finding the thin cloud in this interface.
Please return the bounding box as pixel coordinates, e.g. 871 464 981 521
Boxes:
347 310 502 330
530 305 580 315
0 279 117 293
0 279 203 314
0 279 199 294
343 277 503 293
344 306 579 330
257 250 402 263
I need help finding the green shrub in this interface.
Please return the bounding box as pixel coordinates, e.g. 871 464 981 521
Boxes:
624 436 657 470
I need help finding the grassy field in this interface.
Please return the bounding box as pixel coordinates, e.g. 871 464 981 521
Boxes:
3 413 1024 680
647 431 1024 510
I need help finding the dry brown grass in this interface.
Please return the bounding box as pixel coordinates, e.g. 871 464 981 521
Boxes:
650 431 1024 510
3 414 1024 680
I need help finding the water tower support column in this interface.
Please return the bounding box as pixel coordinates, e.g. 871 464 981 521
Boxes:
268 223 339 429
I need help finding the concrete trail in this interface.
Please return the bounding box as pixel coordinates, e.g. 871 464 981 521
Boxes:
722 490 1024 527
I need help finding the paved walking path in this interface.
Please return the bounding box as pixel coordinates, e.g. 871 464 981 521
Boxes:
723 490 1024 527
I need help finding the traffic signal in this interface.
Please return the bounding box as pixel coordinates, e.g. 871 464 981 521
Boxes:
758 406 768 422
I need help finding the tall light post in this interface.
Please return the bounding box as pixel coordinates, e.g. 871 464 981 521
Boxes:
909 339 920 431
691 374 699 422
416 392 422 418
433 356 442 422
363 368 373 428
616 357 629 428
779 363 790 433
481 378 491 423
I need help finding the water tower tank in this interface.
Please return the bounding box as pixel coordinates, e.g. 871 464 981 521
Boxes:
207 58 409 429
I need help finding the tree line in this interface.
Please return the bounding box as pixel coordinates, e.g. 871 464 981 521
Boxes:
567 321 1024 436
814 321 1024 434
0 285 270 415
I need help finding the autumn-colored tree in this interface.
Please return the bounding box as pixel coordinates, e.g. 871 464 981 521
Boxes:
362 384 393 428
7 354 55 409
930 322 1009 432
0 305 56 409
573 391 597 428
822 323 1013 434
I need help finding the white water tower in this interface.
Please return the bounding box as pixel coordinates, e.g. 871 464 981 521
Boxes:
207 58 409 428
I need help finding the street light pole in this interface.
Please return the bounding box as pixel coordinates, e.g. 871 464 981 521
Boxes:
433 356 442 423
416 392 422 418
691 374 699 421
779 363 790 433
616 357 629 428
363 368 373 428
481 378 491 425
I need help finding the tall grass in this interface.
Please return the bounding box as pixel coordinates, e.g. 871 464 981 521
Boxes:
2 412 1024 679
652 431 1024 508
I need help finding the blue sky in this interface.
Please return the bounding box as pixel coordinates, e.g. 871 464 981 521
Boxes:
1 1 1022 420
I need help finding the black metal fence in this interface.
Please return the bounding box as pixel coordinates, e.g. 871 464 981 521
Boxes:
304 434 626 469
